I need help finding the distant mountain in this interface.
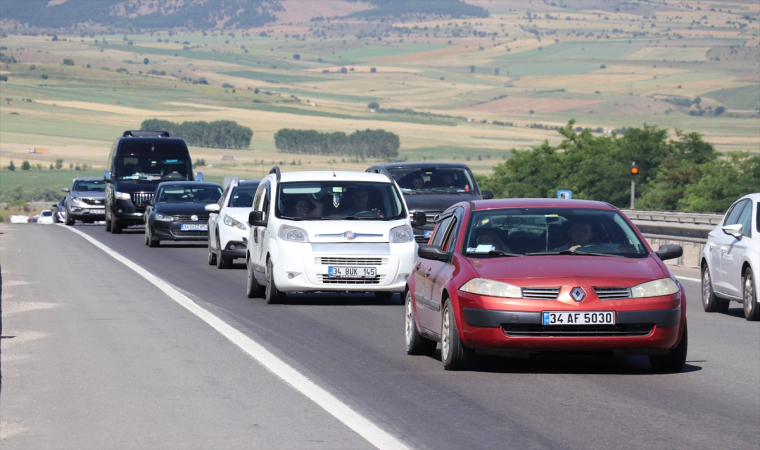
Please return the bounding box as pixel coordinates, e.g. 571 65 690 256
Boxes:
0 0 283 30
344 0 489 20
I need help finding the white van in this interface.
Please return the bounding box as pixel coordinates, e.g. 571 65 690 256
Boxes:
245 167 425 303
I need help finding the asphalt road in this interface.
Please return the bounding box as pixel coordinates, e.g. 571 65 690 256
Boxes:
2 223 758 449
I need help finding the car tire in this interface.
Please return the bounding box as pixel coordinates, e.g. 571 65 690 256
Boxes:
649 321 688 373
105 214 112 232
702 264 729 312
215 236 231 269
246 256 264 299
65 209 74 226
111 218 122 234
405 291 437 356
441 299 475 370
743 268 759 321
207 241 217 265
265 258 285 304
147 226 159 247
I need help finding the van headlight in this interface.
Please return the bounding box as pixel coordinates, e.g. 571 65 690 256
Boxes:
224 214 247 230
278 224 309 242
390 224 413 243
631 278 679 298
155 213 173 222
460 278 522 298
115 191 130 200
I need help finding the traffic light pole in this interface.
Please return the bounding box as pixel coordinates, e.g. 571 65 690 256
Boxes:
630 175 635 210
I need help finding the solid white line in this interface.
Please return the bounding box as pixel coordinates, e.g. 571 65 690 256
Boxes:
677 276 701 283
62 226 408 450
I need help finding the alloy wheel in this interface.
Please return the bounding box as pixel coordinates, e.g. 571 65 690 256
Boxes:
745 271 756 319
441 305 451 362
405 297 414 347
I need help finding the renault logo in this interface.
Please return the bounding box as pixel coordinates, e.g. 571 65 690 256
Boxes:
191 215 198 221
571 287 586 302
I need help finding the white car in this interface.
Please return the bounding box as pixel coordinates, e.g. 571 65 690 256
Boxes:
205 179 261 269
244 168 424 303
10 215 31 224
701 193 759 320
37 210 55 224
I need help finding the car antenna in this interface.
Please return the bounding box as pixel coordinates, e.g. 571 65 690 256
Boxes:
329 161 336 177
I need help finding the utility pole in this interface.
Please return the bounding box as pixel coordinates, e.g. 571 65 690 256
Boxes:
630 162 639 209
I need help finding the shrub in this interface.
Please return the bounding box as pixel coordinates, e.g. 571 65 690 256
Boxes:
21 160 31 170
370 67 377 73
7 160 15 171
41 74 48 79
293 54 300 60
63 58 74 65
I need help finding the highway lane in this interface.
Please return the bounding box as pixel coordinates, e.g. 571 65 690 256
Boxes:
4 223 760 449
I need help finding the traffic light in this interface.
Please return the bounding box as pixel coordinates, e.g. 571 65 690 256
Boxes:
630 162 639 176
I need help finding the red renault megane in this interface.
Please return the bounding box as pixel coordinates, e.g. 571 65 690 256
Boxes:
405 199 687 372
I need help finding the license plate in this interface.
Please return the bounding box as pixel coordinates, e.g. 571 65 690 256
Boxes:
542 311 615 325
328 266 376 278
181 223 208 231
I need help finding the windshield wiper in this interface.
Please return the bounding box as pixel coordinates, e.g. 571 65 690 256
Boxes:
279 215 303 221
524 250 618 257
468 250 523 257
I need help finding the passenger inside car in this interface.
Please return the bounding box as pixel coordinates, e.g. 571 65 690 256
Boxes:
293 197 323 218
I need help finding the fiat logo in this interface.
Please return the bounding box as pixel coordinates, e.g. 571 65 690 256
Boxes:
344 231 355 239
571 287 586 302
191 215 198 221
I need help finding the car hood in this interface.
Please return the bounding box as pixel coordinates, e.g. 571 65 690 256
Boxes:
468 254 668 287
222 207 252 221
280 218 409 243
403 192 480 213
155 203 214 216
71 190 105 199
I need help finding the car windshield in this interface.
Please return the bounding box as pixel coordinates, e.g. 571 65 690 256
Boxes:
275 181 406 220
464 208 649 258
41 211 53 216
115 154 190 181
156 186 223 203
228 185 259 208
73 179 105 192
388 167 477 194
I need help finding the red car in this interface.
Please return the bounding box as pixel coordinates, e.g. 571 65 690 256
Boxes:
405 199 687 372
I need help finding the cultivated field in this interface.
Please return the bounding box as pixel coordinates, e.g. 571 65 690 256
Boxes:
0 0 758 197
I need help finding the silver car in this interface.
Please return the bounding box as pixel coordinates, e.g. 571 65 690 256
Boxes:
62 177 106 225
701 193 760 320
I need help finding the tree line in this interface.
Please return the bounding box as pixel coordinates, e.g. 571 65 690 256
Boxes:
140 119 253 149
480 120 759 213
274 129 400 159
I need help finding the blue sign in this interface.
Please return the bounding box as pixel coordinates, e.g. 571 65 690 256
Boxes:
557 190 572 199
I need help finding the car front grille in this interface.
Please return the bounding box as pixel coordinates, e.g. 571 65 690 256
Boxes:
81 198 104 206
594 287 632 300
502 323 653 337
173 215 209 222
521 287 561 300
131 192 154 207
170 230 208 237
414 234 430 244
318 275 384 285
316 257 387 266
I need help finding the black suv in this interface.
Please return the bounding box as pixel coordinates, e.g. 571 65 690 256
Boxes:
366 162 493 243
104 130 195 233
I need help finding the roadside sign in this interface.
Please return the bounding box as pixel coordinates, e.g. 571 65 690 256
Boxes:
557 190 572 199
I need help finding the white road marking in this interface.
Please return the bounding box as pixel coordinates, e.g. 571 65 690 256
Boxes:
63 226 408 450
677 276 701 283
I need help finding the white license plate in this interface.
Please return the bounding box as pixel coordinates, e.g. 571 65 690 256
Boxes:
542 311 615 326
328 266 376 278
181 224 208 231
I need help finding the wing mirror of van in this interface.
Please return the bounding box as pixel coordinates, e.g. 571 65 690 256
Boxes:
482 190 494 200
655 244 683 261
410 211 427 227
248 210 267 227
104 171 113 183
205 204 220 213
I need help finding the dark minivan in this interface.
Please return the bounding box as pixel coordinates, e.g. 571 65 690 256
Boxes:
104 130 195 233
366 162 493 243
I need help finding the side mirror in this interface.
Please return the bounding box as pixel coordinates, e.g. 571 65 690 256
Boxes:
51 204 57 208
61 187 70 193
248 210 267 227
411 211 427 227
482 190 494 200
655 244 683 261
195 172 204 182
104 171 113 183
721 223 743 240
205 204 220 213
418 244 450 263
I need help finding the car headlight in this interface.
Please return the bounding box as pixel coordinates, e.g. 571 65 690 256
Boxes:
72 197 85 204
460 278 522 298
390 224 413 243
115 191 130 200
631 278 679 298
155 213 174 222
223 214 247 230
278 224 309 242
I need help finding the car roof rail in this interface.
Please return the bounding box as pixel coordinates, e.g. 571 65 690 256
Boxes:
269 166 281 182
122 130 171 138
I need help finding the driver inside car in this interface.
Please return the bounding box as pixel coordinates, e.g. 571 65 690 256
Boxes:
554 220 594 252
341 188 384 217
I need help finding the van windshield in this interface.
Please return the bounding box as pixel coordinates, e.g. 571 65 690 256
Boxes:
115 155 190 181
276 181 406 220
388 167 476 194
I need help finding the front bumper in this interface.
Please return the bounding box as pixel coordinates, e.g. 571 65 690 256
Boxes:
68 205 105 220
217 224 248 259
153 221 209 241
271 240 416 293
112 200 146 225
